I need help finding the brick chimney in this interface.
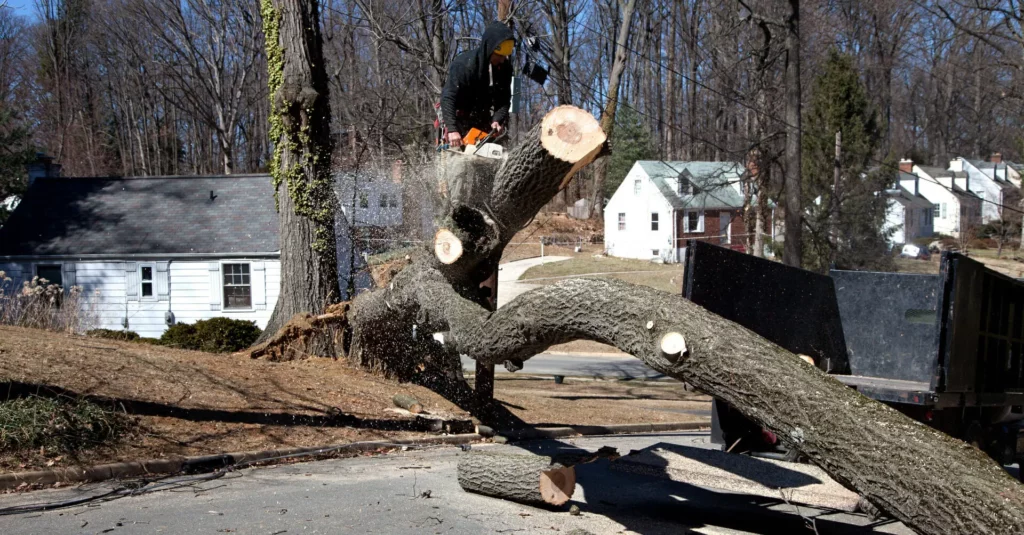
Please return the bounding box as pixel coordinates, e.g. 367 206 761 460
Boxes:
990 152 1003 164
25 153 61 187
898 158 914 173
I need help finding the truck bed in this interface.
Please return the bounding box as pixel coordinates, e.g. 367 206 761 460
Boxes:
835 375 938 406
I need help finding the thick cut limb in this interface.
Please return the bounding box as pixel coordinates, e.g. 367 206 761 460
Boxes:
407 274 1024 535
457 451 576 506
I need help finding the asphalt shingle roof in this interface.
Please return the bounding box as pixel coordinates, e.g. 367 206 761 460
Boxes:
637 161 745 210
0 175 279 256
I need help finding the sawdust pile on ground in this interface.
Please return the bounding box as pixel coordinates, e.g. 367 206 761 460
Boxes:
0 325 708 473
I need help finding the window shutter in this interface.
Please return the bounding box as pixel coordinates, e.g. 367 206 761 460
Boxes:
124 262 139 301
61 263 76 289
208 262 221 310
156 262 170 301
251 262 267 310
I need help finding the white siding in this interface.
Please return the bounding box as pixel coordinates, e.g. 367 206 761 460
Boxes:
603 163 677 262
961 160 1003 223
2 259 280 339
884 200 906 246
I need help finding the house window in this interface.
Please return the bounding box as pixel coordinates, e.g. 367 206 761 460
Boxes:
379 194 388 208
388 194 398 208
139 264 154 298
684 210 703 233
359 192 369 208
35 265 63 287
222 263 251 309
618 213 626 231
634 180 641 195
652 249 660 257
941 203 947 219
933 204 940 217
678 176 699 195
651 212 659 231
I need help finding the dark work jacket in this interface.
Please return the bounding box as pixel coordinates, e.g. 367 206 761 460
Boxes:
441 22 514 135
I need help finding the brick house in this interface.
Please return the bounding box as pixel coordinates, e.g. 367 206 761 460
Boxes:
604 161 750 263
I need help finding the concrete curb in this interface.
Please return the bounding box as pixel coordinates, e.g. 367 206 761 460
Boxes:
501 421 710 441
0 434 481 492
0 420 710 491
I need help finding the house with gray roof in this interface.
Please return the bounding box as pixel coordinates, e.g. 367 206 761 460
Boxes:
900 160 982 238
603 161 757 262
957 157 1017 223
883 171 935 245
0 167 282 338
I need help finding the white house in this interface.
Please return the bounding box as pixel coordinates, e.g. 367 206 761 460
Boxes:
883 171 935 245
604 161 747 263
0 172 281 338
956 158 1016 223
902 160 982 237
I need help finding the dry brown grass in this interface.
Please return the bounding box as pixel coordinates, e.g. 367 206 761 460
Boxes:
0 325 705 473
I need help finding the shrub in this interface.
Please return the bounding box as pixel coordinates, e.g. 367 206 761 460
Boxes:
0 395 134 454
159 318 261 353
159 323 198 350
86 329 140 341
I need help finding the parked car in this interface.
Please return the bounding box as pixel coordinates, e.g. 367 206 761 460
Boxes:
900 243 930 259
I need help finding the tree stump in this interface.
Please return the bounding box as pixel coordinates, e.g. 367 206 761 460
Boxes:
457 451 576 506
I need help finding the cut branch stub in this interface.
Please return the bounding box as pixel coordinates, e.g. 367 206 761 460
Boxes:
539 105 607 189
659 331 687 359
434 228 463 264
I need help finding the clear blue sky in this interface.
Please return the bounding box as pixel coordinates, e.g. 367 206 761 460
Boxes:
4 0 35 19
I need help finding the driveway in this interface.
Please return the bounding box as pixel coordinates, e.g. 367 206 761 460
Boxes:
461 352 663 379
497 256 569 307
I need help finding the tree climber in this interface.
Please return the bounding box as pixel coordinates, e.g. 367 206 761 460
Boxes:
441 21 515 148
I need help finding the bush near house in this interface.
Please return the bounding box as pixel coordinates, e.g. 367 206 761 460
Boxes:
0 396 135 454
86 329 141 341
159 318 261 353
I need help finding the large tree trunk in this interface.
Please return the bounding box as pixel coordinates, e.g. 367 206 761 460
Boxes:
257 0 340 349
783 0 803 267
253 105 1024 535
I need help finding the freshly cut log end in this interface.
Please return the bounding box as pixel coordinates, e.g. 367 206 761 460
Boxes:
660 331 687 358
797 354 816 366
539 106 606 189
393 393 423 414
457 451 576 506
434 228 463 264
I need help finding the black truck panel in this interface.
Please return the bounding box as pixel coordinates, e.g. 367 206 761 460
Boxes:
829 270 942 387
683 242 850 374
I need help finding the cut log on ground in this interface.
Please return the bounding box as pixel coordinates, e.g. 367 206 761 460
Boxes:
457 451 576 506
392 394 423 414
249 104 1024 535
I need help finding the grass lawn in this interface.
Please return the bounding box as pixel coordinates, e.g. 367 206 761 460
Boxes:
518 256 684 294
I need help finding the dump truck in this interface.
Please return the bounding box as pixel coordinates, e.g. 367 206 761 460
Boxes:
683 240 1024 472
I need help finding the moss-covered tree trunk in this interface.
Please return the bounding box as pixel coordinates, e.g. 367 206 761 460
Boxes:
257 0 339 349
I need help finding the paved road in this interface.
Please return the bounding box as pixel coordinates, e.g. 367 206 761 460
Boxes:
497 256 569 307
461 352 664 379
0 432 912 535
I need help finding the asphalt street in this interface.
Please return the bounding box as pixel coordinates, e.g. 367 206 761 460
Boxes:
460 352 664 379
0 432 913 535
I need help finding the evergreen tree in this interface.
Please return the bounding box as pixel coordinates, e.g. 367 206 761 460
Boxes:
802 50 891 272
0 109 33 224
605 104 656 199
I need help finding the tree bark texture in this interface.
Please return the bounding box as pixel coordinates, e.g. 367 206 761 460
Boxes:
457 451 576 506
258 0 340 348
783 0 803 267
